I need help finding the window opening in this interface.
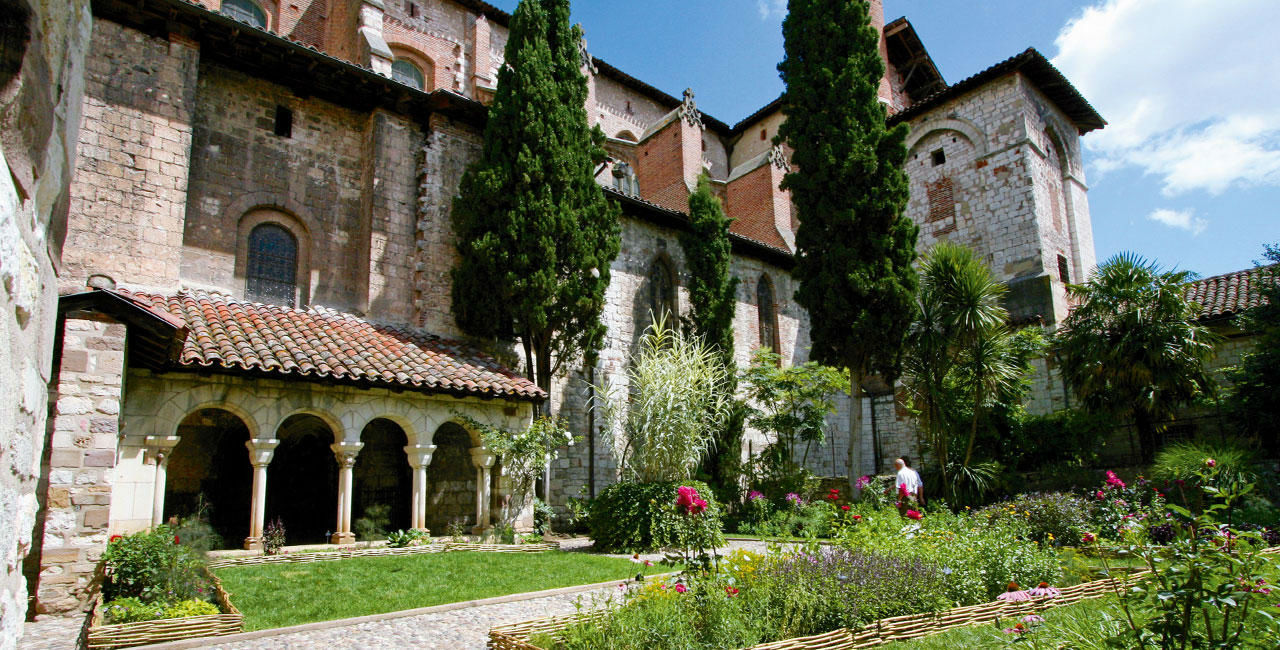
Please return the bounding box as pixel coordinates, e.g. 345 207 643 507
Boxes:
246 223 298 306
612 162 639 196
273 105 292 138
391 58 425 91
1057 254 1071 284
757 275 779 355
220 0 267 28
931 148 945 166
646 257 676 328
406 2 417 17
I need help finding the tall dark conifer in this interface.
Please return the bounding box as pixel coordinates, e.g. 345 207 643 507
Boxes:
451 0 621 401
681 173 743 502
776 0 919 484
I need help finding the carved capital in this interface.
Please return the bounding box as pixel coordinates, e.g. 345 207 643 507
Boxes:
144 435 180 464
331 441 364 468
404 444 437 469
245 439 281 467
470 446 496 470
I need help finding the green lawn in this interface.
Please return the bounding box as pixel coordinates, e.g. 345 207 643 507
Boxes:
217 551 670 630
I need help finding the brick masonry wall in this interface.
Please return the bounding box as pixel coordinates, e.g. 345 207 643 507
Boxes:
1 0 92 640
63 22 199 293
35 318 126 615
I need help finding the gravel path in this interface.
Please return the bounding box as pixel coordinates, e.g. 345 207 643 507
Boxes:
16 538 778 650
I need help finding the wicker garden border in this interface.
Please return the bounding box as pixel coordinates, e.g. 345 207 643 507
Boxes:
487 572 1147 650
490 545 1280 649
207 541 562 570
87 570 241 649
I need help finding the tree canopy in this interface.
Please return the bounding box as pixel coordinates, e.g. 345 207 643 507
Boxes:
777 0 918 481
450 0 621 398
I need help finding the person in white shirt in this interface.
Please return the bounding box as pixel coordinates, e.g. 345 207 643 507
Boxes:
894 457 925 513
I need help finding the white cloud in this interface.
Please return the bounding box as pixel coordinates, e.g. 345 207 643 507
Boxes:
1052 0 1280 196
756 0 786 21
1147 208 1207 235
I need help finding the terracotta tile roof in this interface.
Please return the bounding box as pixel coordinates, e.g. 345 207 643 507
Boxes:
123 290 545 401
1183 265 1276 321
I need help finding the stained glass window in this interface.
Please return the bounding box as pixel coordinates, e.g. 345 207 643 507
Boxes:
245 223 298 306
220 0 267 28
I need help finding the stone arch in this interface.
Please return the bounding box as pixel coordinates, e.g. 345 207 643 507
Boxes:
425 421 478 532
267 413 339 543
273 405 346 442
354 418 412 532
615 130 638 142
756 273 780 354
153 385 265 442
347 398 431 447
638 253 678 334
905 118 988 158
164 407 253 547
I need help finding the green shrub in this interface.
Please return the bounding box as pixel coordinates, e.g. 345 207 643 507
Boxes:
101 527 210 604
263 517 286 555
386 528 428 548
162 599 220 618
590 481 724 553
533 498 556 535
171 497 223 554
740 500 835 538
1151 440 1258 491
978 492 1090 546
353 504 391 542
102 597 166 624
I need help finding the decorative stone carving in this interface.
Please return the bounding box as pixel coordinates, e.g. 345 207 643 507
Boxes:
769 144 791 171
577 27 597 74
679 88 703 129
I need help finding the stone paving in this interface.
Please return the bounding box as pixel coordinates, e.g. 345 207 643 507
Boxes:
16 538 777 650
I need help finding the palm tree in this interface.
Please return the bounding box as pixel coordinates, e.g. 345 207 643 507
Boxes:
903 243 1019 500
1053 253 1217 464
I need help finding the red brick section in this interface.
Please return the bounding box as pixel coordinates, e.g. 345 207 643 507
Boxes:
926 177 954 223
1183 264 1276 321
725 163 789 250
120 289 545 400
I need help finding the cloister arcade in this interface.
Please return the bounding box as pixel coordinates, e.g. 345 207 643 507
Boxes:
113 370 533 549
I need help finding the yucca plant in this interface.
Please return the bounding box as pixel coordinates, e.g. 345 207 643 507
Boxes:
593 313 733 482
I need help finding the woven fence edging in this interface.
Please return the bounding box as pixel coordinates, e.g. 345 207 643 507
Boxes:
208 541 562 569
487 572 1149 650
87 569 242 649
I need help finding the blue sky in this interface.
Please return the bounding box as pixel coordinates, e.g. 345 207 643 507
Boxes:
489 0 1279 278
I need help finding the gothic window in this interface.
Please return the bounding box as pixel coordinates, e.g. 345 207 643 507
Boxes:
391 59 425 91
612 162 639 196
645 257 677 329
757 274 779 354
220 0 267 28
245 223 298 306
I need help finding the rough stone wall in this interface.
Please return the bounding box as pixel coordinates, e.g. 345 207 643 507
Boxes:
35 318 126 615
413 115 482 336
0 0 91 639
359 110 421 323
180 63 371 312
63 21 199 293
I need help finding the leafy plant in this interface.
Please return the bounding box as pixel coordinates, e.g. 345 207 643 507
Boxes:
593 315 733 483
563 488 593 533
1053 253 1218 463
533 497 556 535
1151 439 1258 492
263 518 286 555
589 481 724 553
386 528 428 548
102 598 166 624
1225 244 1280 455
162 599 220 618
445 518 468 542
353 504 391 544
978 492 1090 546
464 415 574 530
101 527 210 604
172 495 223 554
741 349 847 476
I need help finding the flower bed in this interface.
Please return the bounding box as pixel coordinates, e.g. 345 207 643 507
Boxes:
87 569 241 649
488 573 1139 650
206 540 561 569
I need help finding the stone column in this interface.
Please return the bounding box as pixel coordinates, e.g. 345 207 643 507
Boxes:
143 436 181 526
404 444 436 532
330 441 364 544
244 439 280 551
470 447 496 535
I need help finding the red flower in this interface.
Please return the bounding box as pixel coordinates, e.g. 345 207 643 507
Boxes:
852 515 862 520
1082 532 1096 543
841 505 850 511
906 510 922 520
109 535 123 543
173 535 180 545
725 586 739 596
675 584 687 593
898 484 910 498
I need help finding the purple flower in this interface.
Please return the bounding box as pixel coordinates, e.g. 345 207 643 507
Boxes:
785 492 802 506
855 475 871 490
1028 582 1059 598
1021 614 1045 624
748 490 764 501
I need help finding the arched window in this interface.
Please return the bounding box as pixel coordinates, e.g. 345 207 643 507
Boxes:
757 274 779 353
391 58 425 91
612 162 639 196
245 223 298 306
220 0 267 29
645 257 677 329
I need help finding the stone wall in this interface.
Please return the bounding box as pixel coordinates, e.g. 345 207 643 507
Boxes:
0 0 91 640
34 318 126 615
62 21 199 293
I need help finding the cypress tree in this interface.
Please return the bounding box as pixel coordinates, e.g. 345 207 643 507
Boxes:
776 0 919 484
680 173 738 362
451 0 621 400
680 173 743 502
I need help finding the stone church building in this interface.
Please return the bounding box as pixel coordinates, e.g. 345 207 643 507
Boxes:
20 0 1105 615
